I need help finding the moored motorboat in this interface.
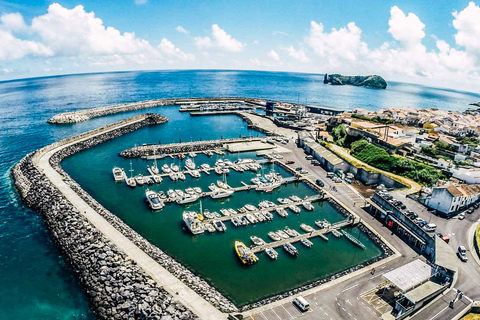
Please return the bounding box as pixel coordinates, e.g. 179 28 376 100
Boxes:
177 172 186 180
250 236 266 246
245 204 257 211
265 247 278 260
185 187 195 195
283 243 299 256
231 217 241 226
153 175 162 184
301 238 314 248
288 205 301 214
190 170 201 178
246 213 258 224
284 226 299 237
170 163 179 172
235 241 258 265
205 223 215 233
113 167 126 182
254 212 266 222
264 212 274 221
135 174 145 186
194 187 202 194
176 194 199 204
145 189 164 210
126 177 136 188
302 201 314 211
175 189 185 197
268 231 281 241
162 164 171 173
315 219 330 229
220 209 230 216
213 220 227 232
332 230 343 238
203 210 215 219
276 230 290 239
183 211 204 234
290 195 301 202
300 223 315 233
275 207 288 218
210 188 234 199
167 189 176 198
228 208 237 215
185 158 196 171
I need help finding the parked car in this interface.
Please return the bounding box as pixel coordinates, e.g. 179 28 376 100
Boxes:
295 167 303 171
305 155 314 160
345 178 352 184
467 207 474 214
316 179 325 187
293 296 310 312
457 246 468 262
384 194 393 200
300 170 309 174
326 172 335 178
458 212 466 220
286 160 295 164
423 223 437 232
414 218 425 225
419 220 428 227
409 212 418 219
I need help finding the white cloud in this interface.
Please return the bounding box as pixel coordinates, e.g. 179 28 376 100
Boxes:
176 25 189 34
0 13 28 31
306 21 367 62
135 0 147 5
194 36 212 49
194 24 244 52
0 30 53 60
158 38 195 61
388 6 425 51
273 31 288 36
453 2 480 56
2 68 13 74
268 49 280 61
286 46 310 63
31 4 153 56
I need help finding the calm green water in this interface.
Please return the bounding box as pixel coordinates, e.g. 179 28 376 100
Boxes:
63 106 382 306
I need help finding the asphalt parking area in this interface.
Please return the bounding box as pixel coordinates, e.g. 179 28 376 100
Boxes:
250 301 313 320
359 285 394 315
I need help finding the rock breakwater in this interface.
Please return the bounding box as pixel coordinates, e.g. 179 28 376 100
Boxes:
120 137 262 158
13 154 196 320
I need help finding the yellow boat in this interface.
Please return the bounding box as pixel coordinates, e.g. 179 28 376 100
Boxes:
235 241 258 265
197 213 204 221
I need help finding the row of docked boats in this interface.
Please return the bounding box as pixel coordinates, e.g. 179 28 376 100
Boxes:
183 211 228 235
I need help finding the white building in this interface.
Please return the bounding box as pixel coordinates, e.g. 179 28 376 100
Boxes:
452 168 480 184
425 184 480 214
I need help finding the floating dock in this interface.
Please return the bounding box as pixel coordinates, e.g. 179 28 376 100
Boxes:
251 220 352 253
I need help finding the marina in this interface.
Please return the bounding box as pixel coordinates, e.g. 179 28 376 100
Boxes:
61 105 384 307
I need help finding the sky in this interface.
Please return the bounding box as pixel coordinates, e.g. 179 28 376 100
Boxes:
1 0 480 92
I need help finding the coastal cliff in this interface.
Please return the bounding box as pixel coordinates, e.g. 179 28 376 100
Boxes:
324 74 387 89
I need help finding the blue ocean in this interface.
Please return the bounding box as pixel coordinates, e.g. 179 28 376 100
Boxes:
1 70 479 319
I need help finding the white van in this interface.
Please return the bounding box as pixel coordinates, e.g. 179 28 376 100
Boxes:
423 223 437 232
293 296 310 312
326 172 335 178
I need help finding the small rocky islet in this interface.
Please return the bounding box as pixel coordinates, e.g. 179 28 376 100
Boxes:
324 73 387 89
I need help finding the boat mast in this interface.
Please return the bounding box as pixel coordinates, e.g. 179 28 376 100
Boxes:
129 160 134 178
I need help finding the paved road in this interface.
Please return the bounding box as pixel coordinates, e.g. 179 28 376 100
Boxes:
254 139 480 320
